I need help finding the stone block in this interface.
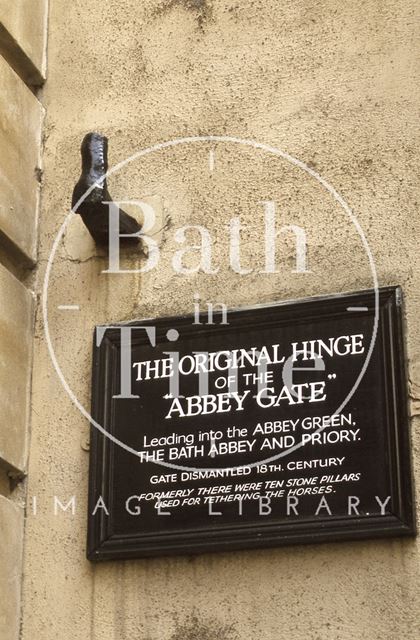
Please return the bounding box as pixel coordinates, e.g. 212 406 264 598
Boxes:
0 55 43 263
0 0 47 81
0 264 33 472
0 496 23 640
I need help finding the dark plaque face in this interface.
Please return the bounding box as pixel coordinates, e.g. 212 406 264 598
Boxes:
87 287 415 561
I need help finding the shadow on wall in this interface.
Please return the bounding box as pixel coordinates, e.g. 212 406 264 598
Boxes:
146 614 239 640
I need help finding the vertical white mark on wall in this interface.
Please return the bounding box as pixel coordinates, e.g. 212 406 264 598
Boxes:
209 149 215 171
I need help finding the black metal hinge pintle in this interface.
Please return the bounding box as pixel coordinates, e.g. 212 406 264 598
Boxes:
71 132 141 245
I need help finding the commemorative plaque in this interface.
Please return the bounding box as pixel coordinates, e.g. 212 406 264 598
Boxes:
87 287 415 560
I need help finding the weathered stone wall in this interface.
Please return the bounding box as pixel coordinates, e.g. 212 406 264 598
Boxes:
22 1 419 639
0 2 47 638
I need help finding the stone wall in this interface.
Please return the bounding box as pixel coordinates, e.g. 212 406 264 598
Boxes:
0 2 47 639
20 1 420 639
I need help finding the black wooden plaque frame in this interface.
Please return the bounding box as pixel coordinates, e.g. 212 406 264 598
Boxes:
87 287 416 561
